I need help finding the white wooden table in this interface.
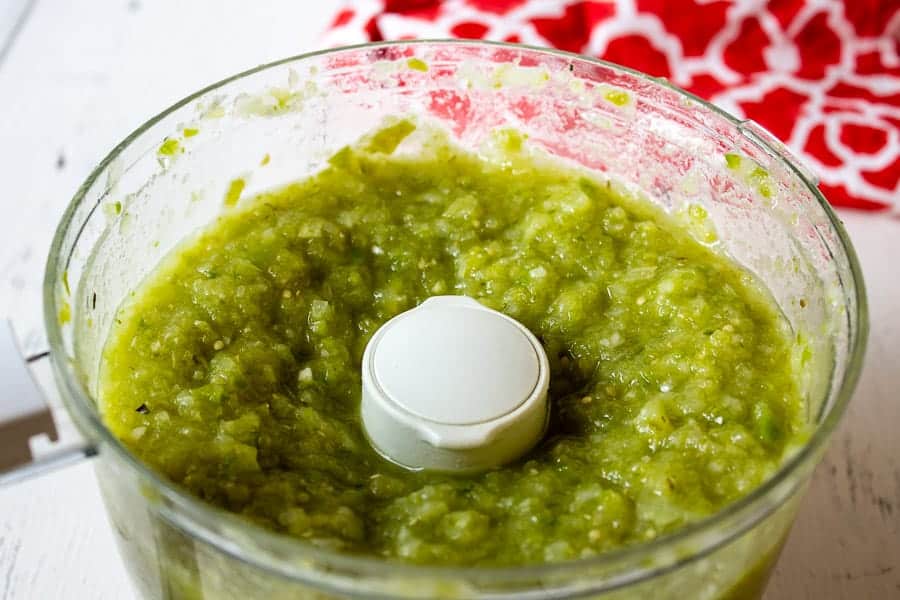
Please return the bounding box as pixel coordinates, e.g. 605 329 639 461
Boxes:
0 1 897 598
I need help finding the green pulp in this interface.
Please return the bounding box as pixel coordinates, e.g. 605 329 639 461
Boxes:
100 123 804 567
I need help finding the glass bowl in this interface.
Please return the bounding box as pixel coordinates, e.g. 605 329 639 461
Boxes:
44 40 867 600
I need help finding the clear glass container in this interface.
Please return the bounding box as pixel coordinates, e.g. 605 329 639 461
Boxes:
43 41 867 600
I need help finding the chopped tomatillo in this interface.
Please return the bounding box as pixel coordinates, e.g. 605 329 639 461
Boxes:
100 122 805 566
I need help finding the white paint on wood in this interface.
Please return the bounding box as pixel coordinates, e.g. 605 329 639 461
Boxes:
0 1 896 598
765 211 900 600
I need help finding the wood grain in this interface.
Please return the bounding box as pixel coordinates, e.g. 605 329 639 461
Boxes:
765 212 900 600
0 1 896 598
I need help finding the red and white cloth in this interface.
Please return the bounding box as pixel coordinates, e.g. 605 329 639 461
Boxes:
323 0 900 212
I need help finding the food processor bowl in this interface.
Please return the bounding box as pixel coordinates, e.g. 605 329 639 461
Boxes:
41 41 866 600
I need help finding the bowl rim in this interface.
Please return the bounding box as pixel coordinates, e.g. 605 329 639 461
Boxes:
43 39 869 595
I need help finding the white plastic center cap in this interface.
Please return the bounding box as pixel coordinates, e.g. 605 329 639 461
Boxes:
361 296 549 472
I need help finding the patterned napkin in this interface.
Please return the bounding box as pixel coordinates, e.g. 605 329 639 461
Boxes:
323 0 899 212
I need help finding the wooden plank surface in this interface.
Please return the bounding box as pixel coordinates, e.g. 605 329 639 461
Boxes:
0 1 896 598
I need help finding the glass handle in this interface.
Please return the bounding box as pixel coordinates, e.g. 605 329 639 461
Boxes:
0 320 96 485
738 119 819 186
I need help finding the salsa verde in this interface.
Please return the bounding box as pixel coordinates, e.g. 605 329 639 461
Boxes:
100 122 805 566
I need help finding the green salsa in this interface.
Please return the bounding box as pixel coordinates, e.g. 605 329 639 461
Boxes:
100 122 804 567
